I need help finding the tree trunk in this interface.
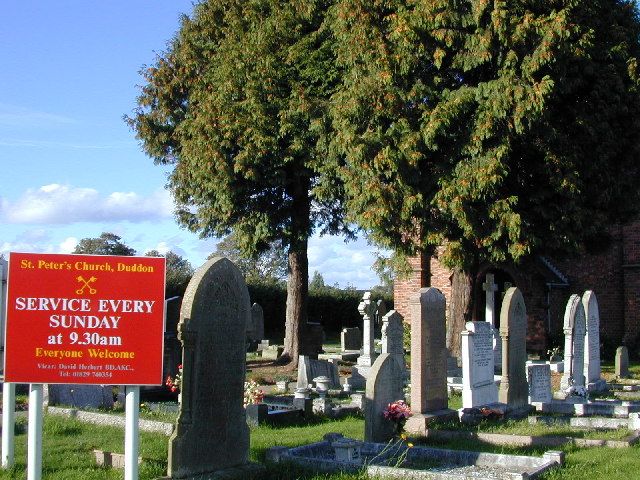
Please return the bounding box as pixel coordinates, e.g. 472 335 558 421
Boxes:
280 244 309 368
447 267 476 359
278 174 311 368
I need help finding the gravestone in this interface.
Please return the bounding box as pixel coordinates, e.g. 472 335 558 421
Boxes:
461 321 498 408
405 288 455 434
350 292 378 388
364 353 405 442
381 310 407 380
302 322 324 357
341 327 362 352
616 346 629 379
560 295 586 391
527 364 552 403
0 256 7 373
582 291 605 391
250 303 265 342
47 385 113 409
165 257 259 480
375 299 388 328
498 287 529 409
482 273 502 371
297 355 341 390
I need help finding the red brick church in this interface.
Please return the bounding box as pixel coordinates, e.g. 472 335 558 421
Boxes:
394 222 640 359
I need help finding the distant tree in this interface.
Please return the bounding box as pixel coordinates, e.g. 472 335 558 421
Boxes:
308 271 327 291
332 0 640 355
128 0 350 366
73 232 136 256
145 250 194 297
211 232 287 284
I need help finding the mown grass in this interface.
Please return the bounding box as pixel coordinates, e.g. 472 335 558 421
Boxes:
3 411 640 479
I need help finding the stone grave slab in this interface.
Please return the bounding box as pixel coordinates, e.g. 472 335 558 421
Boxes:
527 364 552 403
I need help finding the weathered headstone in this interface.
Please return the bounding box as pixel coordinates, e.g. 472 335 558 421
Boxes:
364 353 405 442
405 288 454 434
582 291 604 391
165 257 259 480
616 346 629 379
527 364 552 403
461 321 498 408
341 327 362 352
381 310 407 380
482 273 502 371
350 292 378 388
297 355 341 390
47 385 113 409
560 294 586 391
250 303 264 342
498 287 529 409
302 322 324 357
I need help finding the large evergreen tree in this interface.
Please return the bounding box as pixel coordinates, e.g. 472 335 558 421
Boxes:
332 0 640 354
128 0 349 366
73 232 136 256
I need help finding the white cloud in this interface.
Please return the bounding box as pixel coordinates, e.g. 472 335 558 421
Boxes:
0 104 75 128
308 234 380 289
59 237 78 253
1 184 173 224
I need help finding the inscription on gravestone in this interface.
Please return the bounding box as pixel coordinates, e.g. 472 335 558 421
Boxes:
165 257 257 480
462 321 497 408
499 287 528 408
527 364 552 403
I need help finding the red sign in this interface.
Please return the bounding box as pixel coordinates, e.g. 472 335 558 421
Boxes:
4 252 166 385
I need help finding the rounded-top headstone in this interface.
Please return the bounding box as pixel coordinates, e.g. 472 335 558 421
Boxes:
168 257 251 478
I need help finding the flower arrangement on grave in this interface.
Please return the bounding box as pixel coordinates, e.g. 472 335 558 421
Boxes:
547 346 562 362
165 364 183 393
564 379 588 400
244 380 265 407
383 400 412 435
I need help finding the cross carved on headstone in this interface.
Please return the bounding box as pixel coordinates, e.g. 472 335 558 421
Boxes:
482 273 499 327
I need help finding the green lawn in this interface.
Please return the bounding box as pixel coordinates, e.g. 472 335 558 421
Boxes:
2 411 640 479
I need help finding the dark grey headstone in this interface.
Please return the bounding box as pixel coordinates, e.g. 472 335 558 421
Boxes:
167 257 251 479
341 327 362 351
47 384 113 409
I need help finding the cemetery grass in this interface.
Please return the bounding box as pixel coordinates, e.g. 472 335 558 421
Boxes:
4 413 640 480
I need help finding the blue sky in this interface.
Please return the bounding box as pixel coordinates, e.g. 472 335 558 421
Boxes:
1 1 380 289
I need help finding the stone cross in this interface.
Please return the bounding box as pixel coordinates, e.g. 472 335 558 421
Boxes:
375 299 388 327
560 294 586 391
349 292 379 388
482 273 499 326
357 291 377 366
498 287 528 408
166 257 256 479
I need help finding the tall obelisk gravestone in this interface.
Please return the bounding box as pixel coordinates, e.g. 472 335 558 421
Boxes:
405 288 456 435
165 258 262 480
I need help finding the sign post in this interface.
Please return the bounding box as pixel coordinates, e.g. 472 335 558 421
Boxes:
1 382 15 468
4 252 166 478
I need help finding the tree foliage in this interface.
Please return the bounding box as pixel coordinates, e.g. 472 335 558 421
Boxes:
331 0 640 269
73 232 136 256
211 232 287 284
145 249 194 297
128 0 350 365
